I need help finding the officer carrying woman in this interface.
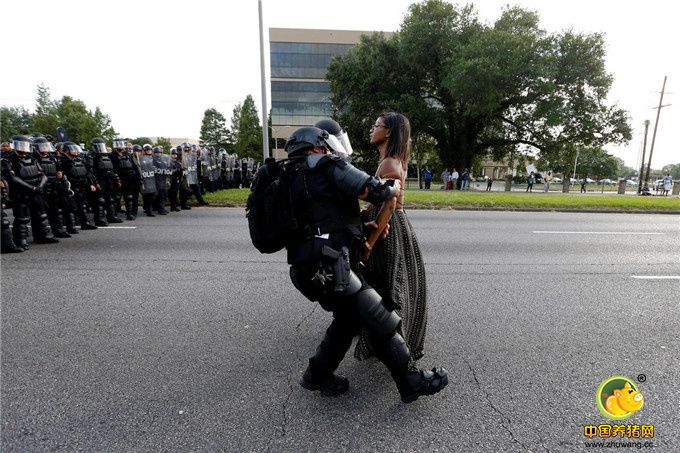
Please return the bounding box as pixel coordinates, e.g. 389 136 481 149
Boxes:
282 126 448 403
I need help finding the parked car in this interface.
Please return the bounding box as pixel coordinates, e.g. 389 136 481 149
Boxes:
570 178 578 184
626 180 637 187
654 179 665 190
552 177 562 183
599 179 613 185
585 178 595 183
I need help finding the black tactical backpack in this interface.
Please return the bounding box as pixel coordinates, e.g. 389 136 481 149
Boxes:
246 158 301 253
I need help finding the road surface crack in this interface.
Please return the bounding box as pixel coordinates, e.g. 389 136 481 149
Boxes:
458 354 532 452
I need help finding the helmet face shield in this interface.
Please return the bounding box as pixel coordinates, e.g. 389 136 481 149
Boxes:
92 142 107 153
324 134 350 159
113 139 126 149
63 143 81 155
13 139 32 153
35 142 52 153
335 130 353 157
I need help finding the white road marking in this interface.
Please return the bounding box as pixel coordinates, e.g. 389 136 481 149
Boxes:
533 231 663 235
631 276 680 280
96 226 137 229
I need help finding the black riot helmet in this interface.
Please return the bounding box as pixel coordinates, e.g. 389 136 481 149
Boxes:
91 137 107 153
314 118 353 159
284 127 330 156
11 135 32 155
113 139 126 150
152 146 161 153
132 144 142 152
142 143 152 151
32 136 54 154
284 126 349 158
62 141 81 156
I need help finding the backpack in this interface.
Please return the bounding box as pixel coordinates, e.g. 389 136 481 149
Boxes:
246 158 301 253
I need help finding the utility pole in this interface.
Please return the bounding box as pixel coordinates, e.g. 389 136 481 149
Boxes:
258 0 269 161
644 76 670 186
572 149 580 181
637 120 650 194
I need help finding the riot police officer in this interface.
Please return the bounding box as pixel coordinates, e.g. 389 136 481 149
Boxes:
4 135 60 248
282 127 448 403
180 143 208 208
91 138 123 224
59 142 98 230
152 146 171 215
1 154 24 253
32 136 71 237
139 144 158 216
110 140 141 220
168 147 183 211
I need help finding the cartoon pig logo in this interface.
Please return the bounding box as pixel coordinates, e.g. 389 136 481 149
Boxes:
597 376 645 420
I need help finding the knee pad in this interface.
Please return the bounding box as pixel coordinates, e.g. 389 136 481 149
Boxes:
356 288 401 338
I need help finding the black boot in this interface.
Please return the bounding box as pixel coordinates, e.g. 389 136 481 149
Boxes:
300 320 353 397
33 212 59 244
49 208 71 238
1 216 24 253
64 211 79 234
12 209 30 250
374 333 448 403
79 212 97 230
94 201 108 226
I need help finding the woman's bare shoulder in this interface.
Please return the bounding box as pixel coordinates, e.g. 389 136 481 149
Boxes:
377 157 404 179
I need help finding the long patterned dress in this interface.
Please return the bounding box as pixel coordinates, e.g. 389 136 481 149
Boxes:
354 163 427 361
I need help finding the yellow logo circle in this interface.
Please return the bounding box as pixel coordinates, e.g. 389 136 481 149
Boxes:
596 376 644 420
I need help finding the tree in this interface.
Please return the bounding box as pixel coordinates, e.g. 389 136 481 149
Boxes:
537 145 619 179
230 95 262 159
326 0 631 171
130 137 153 146
32 84 58 136
199 108 230 149
155 137 173 151
0 106 33 142
662 163 680 179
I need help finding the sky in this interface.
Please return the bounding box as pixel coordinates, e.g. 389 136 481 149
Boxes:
1 0 677 168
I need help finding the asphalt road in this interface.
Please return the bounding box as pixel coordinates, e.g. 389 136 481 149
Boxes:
2 208 679 452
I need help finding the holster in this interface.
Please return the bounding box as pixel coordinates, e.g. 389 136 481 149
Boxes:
321 245 351 293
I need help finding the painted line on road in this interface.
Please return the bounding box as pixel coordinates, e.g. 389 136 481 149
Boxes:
631 276 680 280
96 226 137 229
533 231 663 235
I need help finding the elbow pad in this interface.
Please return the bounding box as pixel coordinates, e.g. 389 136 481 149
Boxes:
364 177 398 205
329 158 371 197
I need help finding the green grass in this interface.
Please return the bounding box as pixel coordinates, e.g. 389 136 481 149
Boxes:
202 188 680 213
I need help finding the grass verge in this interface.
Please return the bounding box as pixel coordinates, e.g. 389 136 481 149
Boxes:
202 188 680 213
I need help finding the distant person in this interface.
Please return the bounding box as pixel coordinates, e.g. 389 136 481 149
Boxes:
441 168 450 190
423 166 433 190
450 168 459 190
486 177 492 191
662 173 673 196
460 169 470 191
580 176 587 194
526 172 535 192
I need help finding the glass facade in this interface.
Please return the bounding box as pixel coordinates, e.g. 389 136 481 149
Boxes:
271 41 354 126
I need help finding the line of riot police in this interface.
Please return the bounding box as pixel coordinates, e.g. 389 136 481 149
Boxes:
1 135 259 254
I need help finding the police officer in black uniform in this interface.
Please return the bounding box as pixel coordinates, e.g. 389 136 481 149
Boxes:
59 142 98 230
283 127 448 403
168 147 182 211
110 140 141 220
1 152 24 253
90 138 123 224
152 146 170 215
4 135 60 248
32 136 71 237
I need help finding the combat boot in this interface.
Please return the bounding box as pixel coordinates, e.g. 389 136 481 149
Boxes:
300 371 349 397
64 212 79 234
1 224 24 253
374 332 448 404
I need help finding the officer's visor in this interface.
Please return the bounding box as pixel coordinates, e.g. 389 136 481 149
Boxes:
113 140 126 149
324 134 349 158
92 143 107 153
35 142 53 153
336 130 354 156
13 140 31 153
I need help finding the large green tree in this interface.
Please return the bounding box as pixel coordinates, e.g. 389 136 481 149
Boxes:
661 163 680 179
0 106 33 141
326 0 631 170
230 95 262 159
199 108 231 149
